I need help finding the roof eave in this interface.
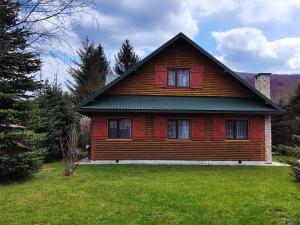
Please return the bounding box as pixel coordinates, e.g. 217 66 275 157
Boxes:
77 108 281 115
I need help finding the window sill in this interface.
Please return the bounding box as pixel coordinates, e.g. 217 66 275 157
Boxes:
167 139 192 142
107 139 133 141
166 86 190 89
225 139 249 142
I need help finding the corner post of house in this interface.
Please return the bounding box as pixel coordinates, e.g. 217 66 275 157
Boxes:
255 73 272 163
264 115 272 163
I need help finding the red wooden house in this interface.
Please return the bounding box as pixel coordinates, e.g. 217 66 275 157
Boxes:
76 33 282 164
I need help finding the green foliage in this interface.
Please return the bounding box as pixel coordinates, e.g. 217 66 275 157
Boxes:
290 161 300 182
34 81 79 161
0 0 44 180
114 39 139 75
67 38 109 103
272 145 300 158
0 130 46 179
273 155 299 164
272 84 300 146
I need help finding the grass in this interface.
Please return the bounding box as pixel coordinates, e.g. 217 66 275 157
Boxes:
1 163 300 225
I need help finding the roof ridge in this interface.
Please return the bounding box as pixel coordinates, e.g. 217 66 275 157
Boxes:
75 32 282 113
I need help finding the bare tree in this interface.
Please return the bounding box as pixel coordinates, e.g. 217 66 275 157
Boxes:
2 0 97 54
79 115 91 150
60 124 82 176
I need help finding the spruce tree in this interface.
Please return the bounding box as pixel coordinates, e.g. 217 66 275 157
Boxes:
114 39 140 75
35 81 78 161
67 38 109 103
0 0 45 179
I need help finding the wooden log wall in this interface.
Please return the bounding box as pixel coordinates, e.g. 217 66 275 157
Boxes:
90 114 265 161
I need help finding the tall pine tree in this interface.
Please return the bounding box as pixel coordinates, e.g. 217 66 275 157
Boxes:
114 39 139 75
67 38 109 103
0 0 45 179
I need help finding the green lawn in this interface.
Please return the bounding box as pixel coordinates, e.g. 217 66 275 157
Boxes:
1 163 300 225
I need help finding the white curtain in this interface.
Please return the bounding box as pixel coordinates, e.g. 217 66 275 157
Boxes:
177 69 189 87
226 120 235 139
236 120 248 139
168 70 176 86
168 120 177 138
178 120 190 139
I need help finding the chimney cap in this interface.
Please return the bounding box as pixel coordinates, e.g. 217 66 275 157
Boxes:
255 73 271 78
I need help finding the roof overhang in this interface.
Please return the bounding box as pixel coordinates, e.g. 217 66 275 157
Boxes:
78 95 281 116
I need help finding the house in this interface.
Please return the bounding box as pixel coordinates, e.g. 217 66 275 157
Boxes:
76 33 282 164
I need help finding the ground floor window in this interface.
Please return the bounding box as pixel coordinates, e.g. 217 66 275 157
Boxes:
168 119 190 139
225 120 248 140
108 118 131 139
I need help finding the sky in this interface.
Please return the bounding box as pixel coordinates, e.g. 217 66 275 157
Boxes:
39 0 300 88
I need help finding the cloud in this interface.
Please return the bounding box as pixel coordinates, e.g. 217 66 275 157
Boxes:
36 0 300 89
79 0 200 52
188 0 300 24
38 1 202 88
212 27 300 73
39 56 71 87
236 0 300 24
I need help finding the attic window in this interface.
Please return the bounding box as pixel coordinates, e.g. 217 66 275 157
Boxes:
168 69 190 87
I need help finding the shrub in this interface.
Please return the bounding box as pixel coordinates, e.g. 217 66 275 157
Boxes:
272 145 300 158
61 125 82 176
290 161 300 182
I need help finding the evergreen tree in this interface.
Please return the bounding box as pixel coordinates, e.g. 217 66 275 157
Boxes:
272 85 300 146
114 39 139 75
0 0 45 179
35 80 79 161
67 38 109 103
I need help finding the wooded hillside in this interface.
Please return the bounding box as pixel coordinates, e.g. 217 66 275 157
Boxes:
238 73 300 104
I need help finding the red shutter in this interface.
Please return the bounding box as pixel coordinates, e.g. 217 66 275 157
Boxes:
132 116 145 140
250 117 264 139
192 117 204 140
212 118 225 140
155 65 167 87
92 115 106 140
153 116 167 140
191 66 204 89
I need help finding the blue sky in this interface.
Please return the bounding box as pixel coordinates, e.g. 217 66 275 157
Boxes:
40 0 300 87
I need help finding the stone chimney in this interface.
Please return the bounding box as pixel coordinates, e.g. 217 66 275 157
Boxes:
255 73 272 163
255 73 271 98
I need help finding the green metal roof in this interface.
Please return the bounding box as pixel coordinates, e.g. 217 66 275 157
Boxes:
78 95 280 115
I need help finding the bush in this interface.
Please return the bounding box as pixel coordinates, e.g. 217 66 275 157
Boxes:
272 145 300 158
290 161 300 182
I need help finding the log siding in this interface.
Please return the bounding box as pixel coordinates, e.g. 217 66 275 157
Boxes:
90 114 265 161
106 39 253 97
